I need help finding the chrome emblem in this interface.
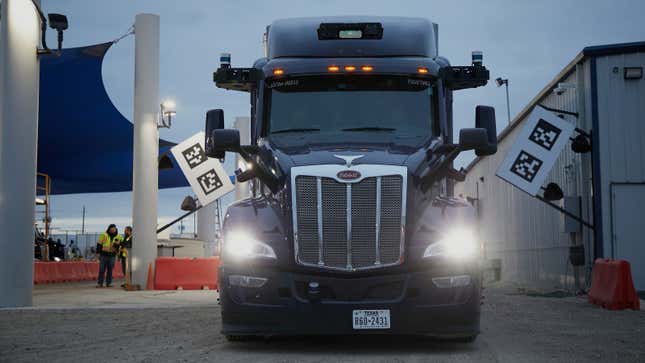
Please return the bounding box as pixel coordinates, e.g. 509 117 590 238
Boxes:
337 170 362 180
333 154 364 167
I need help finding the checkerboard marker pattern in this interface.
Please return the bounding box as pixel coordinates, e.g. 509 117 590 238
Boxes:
496 106 576 196
171 132 234 206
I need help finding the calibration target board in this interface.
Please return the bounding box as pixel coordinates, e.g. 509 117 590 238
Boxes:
496 106 575 196
171 132 234 206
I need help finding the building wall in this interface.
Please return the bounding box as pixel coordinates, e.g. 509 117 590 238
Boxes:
594 51 645 259
456 68 593 290
457 48 645 290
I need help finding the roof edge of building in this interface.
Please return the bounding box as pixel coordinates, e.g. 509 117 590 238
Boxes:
463 41 645 173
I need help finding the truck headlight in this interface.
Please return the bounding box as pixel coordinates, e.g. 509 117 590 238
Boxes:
224 231 277 260
423 229 478 259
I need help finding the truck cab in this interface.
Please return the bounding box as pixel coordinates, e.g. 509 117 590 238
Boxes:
205 17 497 341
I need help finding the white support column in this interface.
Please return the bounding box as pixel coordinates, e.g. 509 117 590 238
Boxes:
197 203 217 257
131 14 160 289
0 0 40 307
234 117 251 200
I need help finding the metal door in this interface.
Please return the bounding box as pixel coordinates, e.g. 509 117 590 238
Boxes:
611 183 645 291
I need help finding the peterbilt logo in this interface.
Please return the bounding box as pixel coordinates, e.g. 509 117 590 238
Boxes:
337 170 361 180
333 154 364 167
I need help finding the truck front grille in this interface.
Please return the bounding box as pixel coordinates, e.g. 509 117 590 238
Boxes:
292 166 406 271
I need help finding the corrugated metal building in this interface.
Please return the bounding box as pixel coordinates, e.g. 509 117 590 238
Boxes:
455 42 645 291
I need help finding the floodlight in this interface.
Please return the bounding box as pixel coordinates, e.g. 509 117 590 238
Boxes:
48 13 68 50
159 100 176 128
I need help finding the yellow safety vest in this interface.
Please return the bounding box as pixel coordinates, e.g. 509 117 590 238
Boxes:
119 236 131 257
98 233 122 255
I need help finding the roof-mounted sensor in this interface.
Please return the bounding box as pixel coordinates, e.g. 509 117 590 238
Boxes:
317 23 383 40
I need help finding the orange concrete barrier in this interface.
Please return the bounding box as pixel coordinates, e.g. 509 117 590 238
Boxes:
33 260 126 284
113 261 124 279
81 262 93 280
34 262 45 284
154 257 220 290
88 261 99 279
588 259 640 310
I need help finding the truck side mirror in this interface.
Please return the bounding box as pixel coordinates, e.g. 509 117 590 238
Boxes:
474 105 497 156
210 129 241 155
205 109 225 159
458 128 489 152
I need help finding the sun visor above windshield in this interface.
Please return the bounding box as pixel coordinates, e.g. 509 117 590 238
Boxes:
267 17 437 58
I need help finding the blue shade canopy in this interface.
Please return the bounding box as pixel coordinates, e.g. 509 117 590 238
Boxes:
38 42 189 195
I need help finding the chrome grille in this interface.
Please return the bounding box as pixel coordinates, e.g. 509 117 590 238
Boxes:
379 176 403 264
292 165 406 271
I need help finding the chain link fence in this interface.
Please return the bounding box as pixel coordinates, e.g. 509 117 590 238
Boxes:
49 232 102 260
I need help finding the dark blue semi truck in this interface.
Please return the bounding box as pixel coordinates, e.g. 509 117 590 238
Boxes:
204 17 498 341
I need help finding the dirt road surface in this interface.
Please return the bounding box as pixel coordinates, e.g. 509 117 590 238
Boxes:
1 284 644 362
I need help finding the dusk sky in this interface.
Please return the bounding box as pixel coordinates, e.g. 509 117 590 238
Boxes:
40 0 645 235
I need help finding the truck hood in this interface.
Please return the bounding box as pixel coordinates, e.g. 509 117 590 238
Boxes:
284 147 411 167
266 135 425 168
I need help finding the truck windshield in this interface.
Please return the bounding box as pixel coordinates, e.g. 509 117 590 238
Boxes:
265 76 436 142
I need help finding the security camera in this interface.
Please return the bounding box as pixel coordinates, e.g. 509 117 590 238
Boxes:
48 14 68 31
48 13 69 51
554 82 575 95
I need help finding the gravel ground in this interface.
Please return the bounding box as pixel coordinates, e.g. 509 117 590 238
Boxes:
1 287 644 362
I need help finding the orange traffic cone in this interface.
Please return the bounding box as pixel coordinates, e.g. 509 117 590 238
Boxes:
146 262 154 290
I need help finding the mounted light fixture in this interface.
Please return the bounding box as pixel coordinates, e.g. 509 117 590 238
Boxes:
29 0 70 54
158 152 173 169
496 77 511 125
47 13 68 51
542 182 564 202
159 100 176 128
571 134 592 154
624 67 643 80
180 196 198 212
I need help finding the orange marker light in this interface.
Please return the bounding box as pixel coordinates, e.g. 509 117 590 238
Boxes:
361 65 374 72
344 66 356 72
417 67 429 74
273 68 284 76
328 65 340 72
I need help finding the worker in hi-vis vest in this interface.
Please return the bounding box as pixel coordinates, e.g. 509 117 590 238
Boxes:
96 224 122 288
119 226 133 287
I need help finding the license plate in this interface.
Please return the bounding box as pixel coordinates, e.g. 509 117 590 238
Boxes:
352 309 390 329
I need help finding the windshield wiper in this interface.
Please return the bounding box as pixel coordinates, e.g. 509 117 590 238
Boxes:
341 127 396 132
271 128 321 134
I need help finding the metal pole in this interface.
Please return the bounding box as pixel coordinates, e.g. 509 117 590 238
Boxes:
505 82 511 125
536 195 594 230
197 203 217 257
234 117 251 200
81 205 85 234
131 13 160 289
0 0 40 307
157 206 201 234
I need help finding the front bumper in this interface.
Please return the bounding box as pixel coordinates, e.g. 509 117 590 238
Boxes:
219 264 481 338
